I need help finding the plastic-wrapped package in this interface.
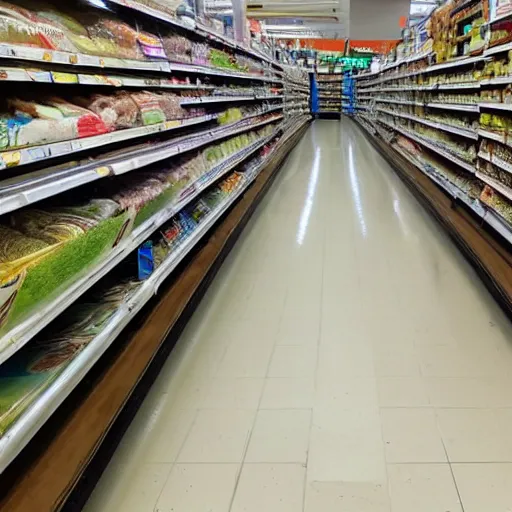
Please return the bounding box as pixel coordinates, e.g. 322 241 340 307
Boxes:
3 99 79 148
1 97 108 148
74 92 141 131
83 16 141 59
162 34 192 62
192 42 209 66
0 2 78 51
45 98 109 138
137 31 167 59
112 174 168 211
36 8 103 56
10 210 86 245
9 198 120 245
0 225 50 264
209 48 236 70
129 91 166 125
155 92 186 120
0 14 48 47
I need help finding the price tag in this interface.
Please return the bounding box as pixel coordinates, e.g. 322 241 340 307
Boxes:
27 70 52 83
69 54 78 65
51 71 79 84
42 51 53 62
95 166 111 177
27 146 47 161
164 120 182 130
50 142 72 157
76 54 101 67
0 151 21 167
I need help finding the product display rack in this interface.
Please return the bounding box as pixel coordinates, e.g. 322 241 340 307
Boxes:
282 65 311 120
342 71 356 115
313 72 343 118
0 1 310 507
354 0 512 313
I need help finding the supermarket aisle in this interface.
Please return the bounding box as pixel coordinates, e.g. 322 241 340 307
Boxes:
85 119 512 512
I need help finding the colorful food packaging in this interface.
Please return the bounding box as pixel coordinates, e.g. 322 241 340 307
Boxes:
74 93 141 131
137 31 167 59
130 91 166 126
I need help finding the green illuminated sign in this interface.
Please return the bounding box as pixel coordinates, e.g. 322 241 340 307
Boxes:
317 55 371 69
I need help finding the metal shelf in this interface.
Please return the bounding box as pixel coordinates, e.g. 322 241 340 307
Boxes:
181 95 283 105
0 43 281 83
377 118 476 173
0 117 285 367
0 118 311 475
476 171 512 201
478 151 512 175
426 102 479 112
376 109 478 140
479 102 512 111
0 114 215 172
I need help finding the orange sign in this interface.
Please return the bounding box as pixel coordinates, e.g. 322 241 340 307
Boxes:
295 39 399 54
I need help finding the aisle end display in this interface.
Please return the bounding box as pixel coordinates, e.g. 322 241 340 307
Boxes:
313 72 343 118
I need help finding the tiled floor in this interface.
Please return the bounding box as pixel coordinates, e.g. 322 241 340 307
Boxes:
84 119 512 511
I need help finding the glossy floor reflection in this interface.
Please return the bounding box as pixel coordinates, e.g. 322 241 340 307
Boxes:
84 119 512 512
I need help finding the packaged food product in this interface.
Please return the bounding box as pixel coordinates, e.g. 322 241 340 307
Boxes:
83 16 141 59
155 92 186 120
75 92 141 130
0 2 78 51
137 31 167 59
162 34 192 62
129 91 166 125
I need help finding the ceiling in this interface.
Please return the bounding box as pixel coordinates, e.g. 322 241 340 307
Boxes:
205 0 437 39
247 0 350 39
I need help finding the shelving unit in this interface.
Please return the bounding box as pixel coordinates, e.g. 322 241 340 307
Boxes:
313 72 343 118
0 0 311 505
282 65 311 121
354 0 512 312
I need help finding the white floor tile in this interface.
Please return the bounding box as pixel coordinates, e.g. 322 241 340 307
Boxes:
245 409 311 463
425 376 512 408
216 342 274 378
377 377 429 407
200 377 264 410
85 463 171 512
267 345 318 378
144 408 198 463
374 350 421 377
231 464 305 512
380 408 447 463
305 481 390 512
308 407 387 482
436 408 512 462
452 463 512 512
260 377 316 409
388 464 462 512
316 376 378 409
155 464 239 512
177 409 254 463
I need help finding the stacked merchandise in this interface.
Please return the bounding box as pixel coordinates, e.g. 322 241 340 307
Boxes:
314 72 342 117
282 64 310 121
0 0 312 482
343 71 356 115
0 125 275 437
0 1 275 77
355 0 512 244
